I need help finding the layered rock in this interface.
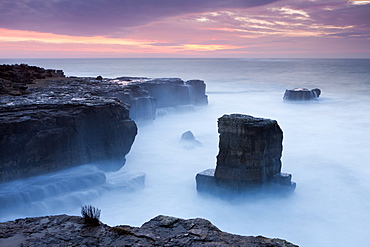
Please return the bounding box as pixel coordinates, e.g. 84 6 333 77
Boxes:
0 214 298 246
196 114 295 196
93 79 157 122
0 96 137 183
136 78 208 108
96 77 208 122
283 88 321 101
0 64 208 182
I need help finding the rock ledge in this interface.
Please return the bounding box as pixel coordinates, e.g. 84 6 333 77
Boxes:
0 214 298 247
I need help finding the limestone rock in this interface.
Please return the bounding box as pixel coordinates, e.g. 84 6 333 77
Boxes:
0 215 299 247
0 97 137 183
215 114 283 187
136 78 208 108
196 114 295 195
283 88 321 100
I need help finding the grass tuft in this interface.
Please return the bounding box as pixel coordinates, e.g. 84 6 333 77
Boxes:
81 205 101 226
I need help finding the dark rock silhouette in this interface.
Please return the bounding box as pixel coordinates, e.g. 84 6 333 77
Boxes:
0 214 299 246
283 88 321 100
196 114 295 196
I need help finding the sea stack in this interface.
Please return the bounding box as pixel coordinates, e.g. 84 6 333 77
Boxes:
196 114 295 196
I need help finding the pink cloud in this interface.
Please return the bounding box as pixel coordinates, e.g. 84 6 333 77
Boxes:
0 0 369 58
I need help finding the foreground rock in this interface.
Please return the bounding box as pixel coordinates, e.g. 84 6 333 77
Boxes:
283 88 321 101
196 114 295 196
0 215 298 247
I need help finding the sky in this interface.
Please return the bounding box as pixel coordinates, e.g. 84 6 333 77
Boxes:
0 0 369 58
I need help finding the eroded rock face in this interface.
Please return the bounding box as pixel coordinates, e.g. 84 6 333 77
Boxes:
137 78 208 108
283 88 321 101
0 98 137 183
215 114 283 187
0 64 208 182
0 215 299 247
196 114 295 195
95 81 157 122
100 77 208 122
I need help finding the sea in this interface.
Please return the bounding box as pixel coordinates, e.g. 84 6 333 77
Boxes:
1 58 370 247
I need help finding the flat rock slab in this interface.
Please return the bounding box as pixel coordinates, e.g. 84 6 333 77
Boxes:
196 169 296 198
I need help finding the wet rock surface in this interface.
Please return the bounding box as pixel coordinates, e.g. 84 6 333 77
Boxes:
196 114 295 196
0 215 298 247
138 78 208 108
215 114 283 185
0 65 208 182
180 130 202 149
283 88 321 101
0 94 137 183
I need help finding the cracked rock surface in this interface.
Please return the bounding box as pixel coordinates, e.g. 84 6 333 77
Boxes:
0 215 298 247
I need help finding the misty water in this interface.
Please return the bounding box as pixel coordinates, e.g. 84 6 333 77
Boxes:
1 58 370 246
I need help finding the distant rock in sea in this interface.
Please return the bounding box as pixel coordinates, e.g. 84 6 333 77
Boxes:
283 88 321 101
180 130 202 149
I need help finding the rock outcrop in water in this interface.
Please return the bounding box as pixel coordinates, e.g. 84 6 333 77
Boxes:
283 88 321 101
95 77 208 122
0 64 208 183
180 130 202 149
0 214 298 246
138 78 208 108
0 94 137 183
196 114 295 196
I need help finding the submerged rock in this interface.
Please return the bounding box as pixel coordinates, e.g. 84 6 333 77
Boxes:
180 130 202 148
196 114 295 196
283 88 321 101
0 214 299 246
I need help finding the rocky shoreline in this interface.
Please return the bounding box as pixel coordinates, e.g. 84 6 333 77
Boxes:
0 214 298 247
0 64 298 246
0 64 207 183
